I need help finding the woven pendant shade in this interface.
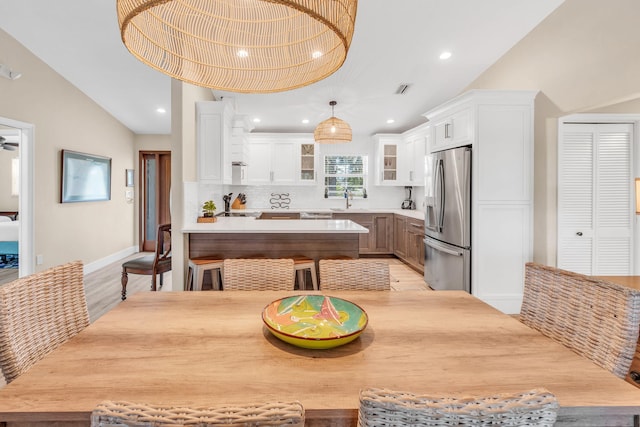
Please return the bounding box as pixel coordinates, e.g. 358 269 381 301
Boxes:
116 0 358 93
314 101 352 144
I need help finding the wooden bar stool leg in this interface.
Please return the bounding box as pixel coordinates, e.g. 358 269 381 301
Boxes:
297 270 306 290
210 268 219 291
186 265 194 291
309 265 318 290
195 266 205 291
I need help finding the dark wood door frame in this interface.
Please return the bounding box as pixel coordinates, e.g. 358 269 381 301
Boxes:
139 151 171 252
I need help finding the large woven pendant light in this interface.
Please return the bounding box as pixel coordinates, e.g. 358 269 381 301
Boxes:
314 101 352 144
116 0 358 93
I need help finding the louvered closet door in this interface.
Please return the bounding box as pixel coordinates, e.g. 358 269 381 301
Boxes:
558 123 633 275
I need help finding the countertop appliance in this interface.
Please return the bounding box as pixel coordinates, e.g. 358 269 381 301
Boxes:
401 186 416 210
424 146 471 292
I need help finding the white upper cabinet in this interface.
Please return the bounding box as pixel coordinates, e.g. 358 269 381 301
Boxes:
374 127 428 187
403 123 429 186
374 134 404 185
431 107 472 151
299 142 317 185
196 100 234 184
246 134 316 186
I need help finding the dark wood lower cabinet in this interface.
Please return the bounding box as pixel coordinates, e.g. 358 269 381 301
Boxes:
333 213 394 255
394 215 424 274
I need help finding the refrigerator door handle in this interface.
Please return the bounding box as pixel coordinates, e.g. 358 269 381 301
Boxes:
424 238 463 257
436 158 445 232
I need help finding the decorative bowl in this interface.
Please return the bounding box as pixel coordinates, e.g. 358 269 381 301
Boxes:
262 295 368 349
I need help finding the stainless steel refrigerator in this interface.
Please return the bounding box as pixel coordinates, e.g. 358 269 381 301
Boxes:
424 145 471 292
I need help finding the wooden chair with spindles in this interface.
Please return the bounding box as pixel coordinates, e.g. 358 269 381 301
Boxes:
91 400 305 427
121 223 171 300
358 387 559 427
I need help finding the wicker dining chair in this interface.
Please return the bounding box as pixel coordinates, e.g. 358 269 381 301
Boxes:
520 262 640 378
0 260 89 384
91 400 305 427
319 259 390 290
222 258 295 291
358 387 558 427
121 223 171 300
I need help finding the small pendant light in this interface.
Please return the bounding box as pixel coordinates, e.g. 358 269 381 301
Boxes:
314 101 352 144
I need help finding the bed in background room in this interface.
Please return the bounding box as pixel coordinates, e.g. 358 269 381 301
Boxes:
0 216 18 269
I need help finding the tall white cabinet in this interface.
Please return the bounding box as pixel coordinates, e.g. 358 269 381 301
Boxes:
196 100 234 185
424 90 536 314
557 122 633 275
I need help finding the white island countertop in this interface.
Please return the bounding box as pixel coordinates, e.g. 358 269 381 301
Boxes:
183 218 369 234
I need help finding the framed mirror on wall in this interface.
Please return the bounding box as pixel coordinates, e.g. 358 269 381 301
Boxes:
60 150 112 203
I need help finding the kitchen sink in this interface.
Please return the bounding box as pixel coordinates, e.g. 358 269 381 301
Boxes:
215 212 259 217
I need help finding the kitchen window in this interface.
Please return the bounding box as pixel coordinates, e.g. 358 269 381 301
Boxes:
324 155 368 198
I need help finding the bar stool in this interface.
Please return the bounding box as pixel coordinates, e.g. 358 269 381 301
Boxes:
187 258 224 291
293 256 318 290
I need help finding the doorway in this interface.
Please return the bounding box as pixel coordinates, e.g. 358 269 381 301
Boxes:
139 151 171 252
0 117 33 281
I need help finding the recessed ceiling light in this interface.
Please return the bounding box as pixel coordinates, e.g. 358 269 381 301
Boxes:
312 51 322 59
386 119 395 124
439 51 452 60
252 117 261 123
302 119 310 124
237 49 249 58
156 107 166 114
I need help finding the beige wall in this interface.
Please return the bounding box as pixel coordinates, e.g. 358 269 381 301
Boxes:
0 151 18 211
465 0 640 265
0 29 136 271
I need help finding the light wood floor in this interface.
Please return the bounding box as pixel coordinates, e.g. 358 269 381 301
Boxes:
0 268 18 285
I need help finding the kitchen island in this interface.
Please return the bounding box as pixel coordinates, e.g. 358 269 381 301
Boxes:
183 218 369 283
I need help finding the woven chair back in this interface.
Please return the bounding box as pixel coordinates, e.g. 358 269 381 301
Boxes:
222 258 295 291
521 262 640 378
0 260 89 383
319 259 390 290
91 400 304 427
358 387 558 427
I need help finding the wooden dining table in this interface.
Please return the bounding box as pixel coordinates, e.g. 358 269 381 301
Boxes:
0 290 639 426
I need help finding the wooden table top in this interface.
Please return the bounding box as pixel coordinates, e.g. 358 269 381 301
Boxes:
0 290 638 426
594 276 640 291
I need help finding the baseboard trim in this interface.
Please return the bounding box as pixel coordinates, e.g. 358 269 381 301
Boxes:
84 246 138 275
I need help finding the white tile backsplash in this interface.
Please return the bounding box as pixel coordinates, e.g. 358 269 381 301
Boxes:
190 182 424 215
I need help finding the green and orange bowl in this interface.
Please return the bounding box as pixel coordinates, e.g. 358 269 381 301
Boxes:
262 295 368 350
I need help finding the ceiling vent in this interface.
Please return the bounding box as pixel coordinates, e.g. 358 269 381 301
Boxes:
395 84 411 95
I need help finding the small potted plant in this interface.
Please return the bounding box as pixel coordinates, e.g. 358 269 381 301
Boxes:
198 200 217 223
202 200 216 217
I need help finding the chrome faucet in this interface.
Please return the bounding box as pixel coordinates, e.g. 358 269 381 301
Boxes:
345 189 353 209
